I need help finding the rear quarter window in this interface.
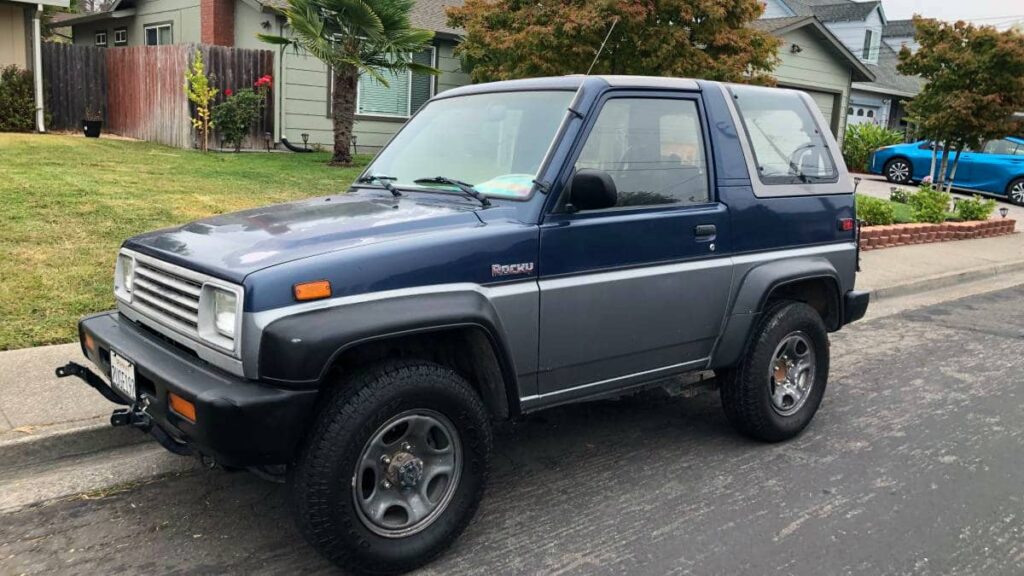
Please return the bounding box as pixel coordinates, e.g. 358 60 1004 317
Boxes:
729 85 838 186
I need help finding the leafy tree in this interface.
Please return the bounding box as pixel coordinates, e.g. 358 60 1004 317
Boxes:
447 0 779 84
899 17 1024 192
260 0 437 166
184 50 218 152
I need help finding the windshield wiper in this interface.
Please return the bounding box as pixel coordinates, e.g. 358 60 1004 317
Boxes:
356 174 402 197
413 176 491 207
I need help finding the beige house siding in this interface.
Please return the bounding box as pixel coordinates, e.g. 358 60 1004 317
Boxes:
73 0 201 47
0 2 29 69
278 38 468 153
772 26 853 145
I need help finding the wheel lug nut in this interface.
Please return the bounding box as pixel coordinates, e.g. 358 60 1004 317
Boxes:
401 442 412 451
381 480 392 489
380 455 391 465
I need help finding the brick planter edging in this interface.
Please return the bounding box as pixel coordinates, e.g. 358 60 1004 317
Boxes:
860 219 1017 251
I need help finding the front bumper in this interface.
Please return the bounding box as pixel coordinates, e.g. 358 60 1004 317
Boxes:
843 290 870 325
71 311 318 467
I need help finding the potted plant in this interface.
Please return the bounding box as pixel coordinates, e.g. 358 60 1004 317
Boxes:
82 105 103 138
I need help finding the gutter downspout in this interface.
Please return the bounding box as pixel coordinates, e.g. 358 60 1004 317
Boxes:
33 4 45 133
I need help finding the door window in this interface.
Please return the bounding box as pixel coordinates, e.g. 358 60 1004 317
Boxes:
982 139 1021 155
573 98 709 209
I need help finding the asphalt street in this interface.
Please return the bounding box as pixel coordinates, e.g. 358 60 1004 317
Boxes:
2 286 1023 575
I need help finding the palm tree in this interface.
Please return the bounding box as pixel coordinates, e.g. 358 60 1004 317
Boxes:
259 0 436 165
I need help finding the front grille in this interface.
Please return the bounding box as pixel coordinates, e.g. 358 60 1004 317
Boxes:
132 260 202 336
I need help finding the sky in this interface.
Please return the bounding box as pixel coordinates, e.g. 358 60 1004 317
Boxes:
881 0 1024 29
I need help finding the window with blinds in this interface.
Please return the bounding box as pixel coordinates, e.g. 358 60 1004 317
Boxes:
356 48 436 117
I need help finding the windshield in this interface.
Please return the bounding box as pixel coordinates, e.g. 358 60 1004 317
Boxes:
362 90 575 200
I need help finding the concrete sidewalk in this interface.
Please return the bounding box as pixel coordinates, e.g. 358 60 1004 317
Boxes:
1 229 1022 449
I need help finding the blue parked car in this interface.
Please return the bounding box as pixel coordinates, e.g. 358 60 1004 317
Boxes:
869 137 1024 204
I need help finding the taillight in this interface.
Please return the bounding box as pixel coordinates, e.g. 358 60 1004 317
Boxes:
838 218 855 232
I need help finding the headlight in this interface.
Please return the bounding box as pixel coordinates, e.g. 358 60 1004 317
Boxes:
213 289 237 338
198 284 242 354
114 253 134 301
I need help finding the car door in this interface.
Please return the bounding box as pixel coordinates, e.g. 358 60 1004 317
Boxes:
534 93 733 403
958 139 1024 193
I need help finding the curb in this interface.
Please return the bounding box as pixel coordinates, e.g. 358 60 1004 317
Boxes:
0 418 152 470
867 258 1024 301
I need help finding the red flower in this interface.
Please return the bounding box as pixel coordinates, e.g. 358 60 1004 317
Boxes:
224 88 233 97
254 74 273 89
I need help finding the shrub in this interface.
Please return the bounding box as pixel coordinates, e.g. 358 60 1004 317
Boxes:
907 182 952 224
889 187 911 203
210 75 271 151
856 194 895 226
843 123 905 172
212 88 264 151
955 195 997 221
0 65 36 132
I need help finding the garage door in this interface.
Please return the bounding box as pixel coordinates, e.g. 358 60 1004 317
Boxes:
779 86 839 136
801 90 838 136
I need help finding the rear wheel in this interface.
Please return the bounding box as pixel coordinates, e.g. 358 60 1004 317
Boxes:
884 158 912 184
1007 178 1024 206
719 301 830 442
291 360 491 574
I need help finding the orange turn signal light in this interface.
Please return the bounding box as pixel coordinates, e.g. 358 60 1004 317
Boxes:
169 393 197 423
294 280 332 302
83 332 96 357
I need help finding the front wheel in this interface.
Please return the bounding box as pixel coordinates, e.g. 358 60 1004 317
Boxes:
291 360 492 574
719 301 830 442
1007 178 1024 206
884 158 912 184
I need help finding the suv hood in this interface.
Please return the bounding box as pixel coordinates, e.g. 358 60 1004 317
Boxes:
124 192 483 283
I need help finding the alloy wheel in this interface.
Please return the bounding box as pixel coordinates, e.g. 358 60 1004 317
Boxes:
887 160 910 184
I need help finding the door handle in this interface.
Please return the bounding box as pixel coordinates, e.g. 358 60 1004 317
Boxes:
694 224 717 240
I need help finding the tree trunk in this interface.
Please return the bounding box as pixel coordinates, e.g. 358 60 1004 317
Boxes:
945 146 963 193
929 143 937 181
330 64 358 166
937 143 951 188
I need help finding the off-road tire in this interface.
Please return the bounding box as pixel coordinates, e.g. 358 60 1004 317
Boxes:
719 301 830 443
883 158 912 184
291 360 492 575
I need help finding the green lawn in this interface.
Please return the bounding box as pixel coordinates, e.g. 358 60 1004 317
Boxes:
0 133 368 350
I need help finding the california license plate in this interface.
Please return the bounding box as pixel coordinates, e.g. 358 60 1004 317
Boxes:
109 351 136 400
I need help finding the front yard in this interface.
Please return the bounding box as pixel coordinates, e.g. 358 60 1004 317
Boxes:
0 134 367 350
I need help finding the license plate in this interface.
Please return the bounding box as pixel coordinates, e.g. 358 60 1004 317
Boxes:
109 351 136 400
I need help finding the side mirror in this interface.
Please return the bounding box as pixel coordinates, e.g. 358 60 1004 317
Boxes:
568 169 617 212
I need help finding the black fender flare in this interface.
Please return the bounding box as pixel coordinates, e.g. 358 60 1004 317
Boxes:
710 257 842 369
257 289 522 416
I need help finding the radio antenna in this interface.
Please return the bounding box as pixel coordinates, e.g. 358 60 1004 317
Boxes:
585 17 619 75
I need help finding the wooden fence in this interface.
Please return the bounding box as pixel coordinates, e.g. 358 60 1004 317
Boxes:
43 43 275 149
105 45 192 148
41 43 107 131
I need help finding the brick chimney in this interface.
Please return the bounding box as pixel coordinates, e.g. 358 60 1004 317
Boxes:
201 0 234 46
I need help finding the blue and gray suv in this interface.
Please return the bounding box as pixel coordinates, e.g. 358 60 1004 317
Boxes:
59 76 868 574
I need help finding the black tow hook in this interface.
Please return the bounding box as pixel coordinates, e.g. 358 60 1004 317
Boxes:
55 362 129 406
111 398 193 456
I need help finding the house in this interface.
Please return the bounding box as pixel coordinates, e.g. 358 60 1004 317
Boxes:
751 15 874 144
57 0 469 152
1 0 70 131
761 1 924 134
